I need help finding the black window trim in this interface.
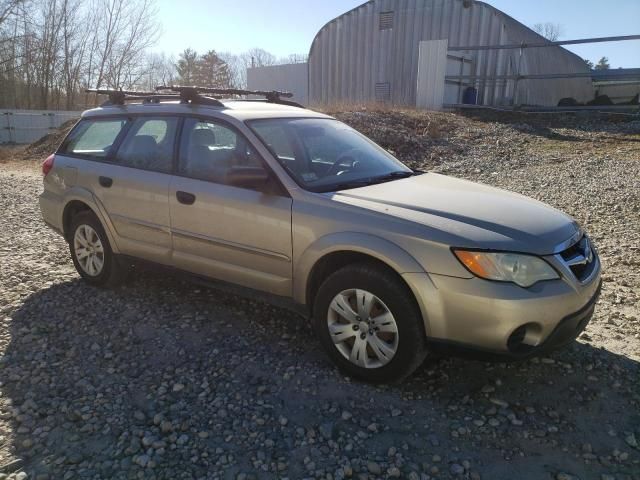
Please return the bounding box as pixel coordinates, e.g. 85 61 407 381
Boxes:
57 112 291 197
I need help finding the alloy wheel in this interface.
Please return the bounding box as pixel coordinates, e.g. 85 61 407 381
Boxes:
327 289 399 369
73 224 105 277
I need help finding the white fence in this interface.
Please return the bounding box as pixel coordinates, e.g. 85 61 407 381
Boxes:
1 109 80 144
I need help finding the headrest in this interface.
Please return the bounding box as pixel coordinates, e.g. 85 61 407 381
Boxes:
191 128 216 146
129 135 157 152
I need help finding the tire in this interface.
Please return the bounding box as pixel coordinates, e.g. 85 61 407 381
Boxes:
313 262 428 383
69 211 125 287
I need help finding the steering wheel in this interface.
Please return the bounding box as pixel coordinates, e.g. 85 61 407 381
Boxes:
326 148 363 176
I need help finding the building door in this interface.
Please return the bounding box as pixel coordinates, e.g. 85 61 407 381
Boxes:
416 40 449 110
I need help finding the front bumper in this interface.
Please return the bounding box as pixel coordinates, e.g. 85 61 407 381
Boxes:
402 255 602 358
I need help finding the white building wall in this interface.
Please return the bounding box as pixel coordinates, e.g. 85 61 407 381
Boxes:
247 63 309 106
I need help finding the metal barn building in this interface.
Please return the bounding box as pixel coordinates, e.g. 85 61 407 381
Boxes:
308 0 593 107
247 0 596 108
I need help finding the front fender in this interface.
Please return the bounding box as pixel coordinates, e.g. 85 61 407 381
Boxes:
62 187 121 254
293 232 426 306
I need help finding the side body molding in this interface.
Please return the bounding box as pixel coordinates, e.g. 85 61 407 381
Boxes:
293 232 427 306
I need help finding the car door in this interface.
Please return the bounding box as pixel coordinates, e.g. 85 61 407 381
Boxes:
91 115 177 264
169 117 293 296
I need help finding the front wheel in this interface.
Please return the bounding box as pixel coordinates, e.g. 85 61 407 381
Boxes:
69 211 125 287
313 263 428 383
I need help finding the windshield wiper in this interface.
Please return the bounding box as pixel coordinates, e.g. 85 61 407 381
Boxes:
328 179 376 192
370 171 416 184
322 171 417 193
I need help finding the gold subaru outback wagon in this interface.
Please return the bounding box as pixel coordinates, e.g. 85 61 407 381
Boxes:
39 87 601 383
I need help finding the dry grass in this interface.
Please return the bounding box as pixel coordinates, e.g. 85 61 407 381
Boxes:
0 146 27 165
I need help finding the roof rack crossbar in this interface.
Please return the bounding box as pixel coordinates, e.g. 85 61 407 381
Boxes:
155 85 303 107
86 88 224 107
156 85 294 99
86 86 303 109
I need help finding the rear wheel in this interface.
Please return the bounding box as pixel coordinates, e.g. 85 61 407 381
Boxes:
313 262 427 383
69 211 125 287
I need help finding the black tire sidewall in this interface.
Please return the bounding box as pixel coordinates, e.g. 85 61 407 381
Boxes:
69 211 117 287
313 263 427 383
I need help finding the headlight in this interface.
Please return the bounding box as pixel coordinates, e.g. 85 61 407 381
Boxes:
453 250 559 288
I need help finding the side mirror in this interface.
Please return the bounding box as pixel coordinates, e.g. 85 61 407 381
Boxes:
226 166 270 189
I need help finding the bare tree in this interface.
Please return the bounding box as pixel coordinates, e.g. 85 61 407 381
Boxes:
0 0 22 26
60 0 90 109
33 0 64 109
219 52 245 88
242 48 276 69
283 53 308 64
97 0 160 91
533 22 564 41
0 0 162 109
141 52 176 90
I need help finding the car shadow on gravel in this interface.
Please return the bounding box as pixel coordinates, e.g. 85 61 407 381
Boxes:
3 274 639 479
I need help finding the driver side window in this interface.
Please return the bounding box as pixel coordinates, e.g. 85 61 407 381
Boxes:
178 118 263 186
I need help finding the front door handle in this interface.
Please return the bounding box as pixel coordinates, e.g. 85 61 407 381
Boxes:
176 191 196 205
99 176 113 188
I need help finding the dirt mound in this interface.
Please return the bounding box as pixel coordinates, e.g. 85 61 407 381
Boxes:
22 119 78 160
330 109 471 170
325 106 639 173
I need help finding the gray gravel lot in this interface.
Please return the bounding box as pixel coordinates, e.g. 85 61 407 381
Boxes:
0 112 639 480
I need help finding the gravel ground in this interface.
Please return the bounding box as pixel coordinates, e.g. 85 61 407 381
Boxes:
0 110 639 480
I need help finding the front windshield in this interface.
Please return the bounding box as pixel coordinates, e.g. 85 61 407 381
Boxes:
247 118 414 193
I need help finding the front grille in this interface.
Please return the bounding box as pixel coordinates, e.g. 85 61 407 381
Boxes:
559 235 596 282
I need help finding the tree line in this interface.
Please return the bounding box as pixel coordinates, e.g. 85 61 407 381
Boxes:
0 0 307 111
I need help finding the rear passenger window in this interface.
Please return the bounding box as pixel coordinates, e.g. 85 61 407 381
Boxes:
115 117 178 173
60 119 127 159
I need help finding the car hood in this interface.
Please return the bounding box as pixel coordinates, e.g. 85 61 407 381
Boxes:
331 173 579 255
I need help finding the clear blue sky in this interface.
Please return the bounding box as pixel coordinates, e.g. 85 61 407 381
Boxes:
154 0 640 67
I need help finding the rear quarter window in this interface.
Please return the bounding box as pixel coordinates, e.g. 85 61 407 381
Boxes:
59 118 128 159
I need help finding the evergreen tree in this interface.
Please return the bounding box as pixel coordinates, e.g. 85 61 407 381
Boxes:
595 57 610 70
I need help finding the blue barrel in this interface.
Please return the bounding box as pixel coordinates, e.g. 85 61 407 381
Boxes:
463 87 478 105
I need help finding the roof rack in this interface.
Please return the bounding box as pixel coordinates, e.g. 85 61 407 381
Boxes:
86 86 304 109
155 86 303 108
86 88 224 107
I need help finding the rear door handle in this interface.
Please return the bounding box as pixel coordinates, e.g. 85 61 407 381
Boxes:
99 176 113 188
176 191 196 205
